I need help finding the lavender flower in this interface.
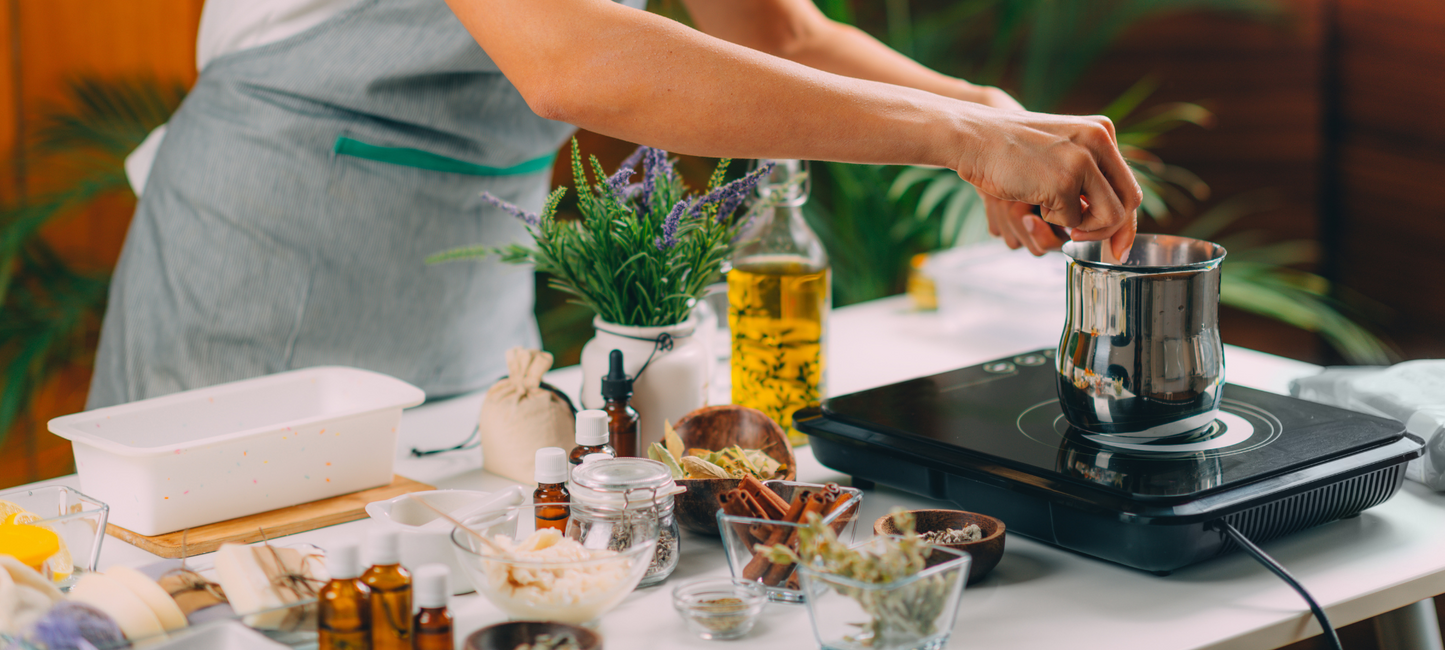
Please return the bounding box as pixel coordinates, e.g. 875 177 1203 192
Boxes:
693 161 775 223
655 198 690 250
638 147 673 214
605 146 646 195
479 191 539 226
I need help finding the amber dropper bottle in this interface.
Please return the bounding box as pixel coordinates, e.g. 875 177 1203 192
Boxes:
569 410 615 468
411 564 453 650
319 542 370 650
534 447 570 531
361 530 411 650
601 349 641 458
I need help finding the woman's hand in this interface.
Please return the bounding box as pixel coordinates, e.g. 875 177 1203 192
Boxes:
960 86 1068 256
958 109 1141 261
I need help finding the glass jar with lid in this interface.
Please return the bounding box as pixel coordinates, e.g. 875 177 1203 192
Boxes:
568 457 685 587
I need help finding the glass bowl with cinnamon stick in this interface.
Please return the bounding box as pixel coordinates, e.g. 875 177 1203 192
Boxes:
716 480 862 603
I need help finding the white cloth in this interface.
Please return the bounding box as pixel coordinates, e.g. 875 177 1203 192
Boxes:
1291 360 1445 491
126 0 358 195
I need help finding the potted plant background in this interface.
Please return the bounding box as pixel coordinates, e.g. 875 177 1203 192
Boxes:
428 142 773 449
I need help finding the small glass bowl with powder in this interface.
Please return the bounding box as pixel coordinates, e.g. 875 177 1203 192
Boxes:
671 577 767 640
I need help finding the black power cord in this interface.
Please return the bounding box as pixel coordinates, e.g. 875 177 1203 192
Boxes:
1214 520 1344 650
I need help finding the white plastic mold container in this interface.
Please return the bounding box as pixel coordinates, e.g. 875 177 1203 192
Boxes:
48 366 425 536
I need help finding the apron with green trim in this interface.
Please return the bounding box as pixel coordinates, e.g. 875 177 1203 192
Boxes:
89 0 645 408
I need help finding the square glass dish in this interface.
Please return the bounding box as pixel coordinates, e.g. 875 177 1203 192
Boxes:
717 480 862 603
799 543 971 650
0 485 108 589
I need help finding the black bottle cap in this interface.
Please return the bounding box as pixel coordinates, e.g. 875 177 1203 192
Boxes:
601 349 633 401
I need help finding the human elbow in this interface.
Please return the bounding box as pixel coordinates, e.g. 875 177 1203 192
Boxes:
515 80 576 124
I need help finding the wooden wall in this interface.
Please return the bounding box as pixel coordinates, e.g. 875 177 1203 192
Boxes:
0 0 204 489
1332 0 1445 360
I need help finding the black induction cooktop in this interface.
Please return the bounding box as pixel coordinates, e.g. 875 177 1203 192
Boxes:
795 349 1425 573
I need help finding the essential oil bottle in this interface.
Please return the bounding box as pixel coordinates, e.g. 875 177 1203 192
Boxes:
361 530 411 650
601 350 641 458
411 564 453 650
569 410 615 467
319 542 371 650
534 447 571 531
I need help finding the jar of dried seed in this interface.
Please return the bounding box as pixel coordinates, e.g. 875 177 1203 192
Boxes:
568 458 684 587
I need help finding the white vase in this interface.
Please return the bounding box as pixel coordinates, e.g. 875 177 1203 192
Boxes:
580 314 709 451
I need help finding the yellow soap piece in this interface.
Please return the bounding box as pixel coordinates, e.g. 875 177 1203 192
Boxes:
0 523 60 574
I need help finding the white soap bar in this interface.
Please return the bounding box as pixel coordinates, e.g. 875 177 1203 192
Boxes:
108 565 189 632
213 543 327 629
68 573 166 641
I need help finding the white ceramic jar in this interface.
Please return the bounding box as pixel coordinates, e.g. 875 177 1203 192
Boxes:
580 314 708 450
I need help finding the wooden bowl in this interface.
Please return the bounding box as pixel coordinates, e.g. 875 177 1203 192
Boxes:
671 405 796 537
874 509 1006 584
465 621 600 650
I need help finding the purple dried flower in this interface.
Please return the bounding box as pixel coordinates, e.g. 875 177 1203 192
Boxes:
700 161 775 223
605 146 646 195
480 191 539 226
638 147 673 214
655 199 689 250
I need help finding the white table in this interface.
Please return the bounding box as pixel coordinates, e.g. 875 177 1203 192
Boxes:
33 295 1445 649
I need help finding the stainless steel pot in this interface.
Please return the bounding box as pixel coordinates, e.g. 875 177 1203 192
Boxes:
1056 234 1227 438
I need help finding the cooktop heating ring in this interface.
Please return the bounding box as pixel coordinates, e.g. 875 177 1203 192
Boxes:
1017 397 1283 459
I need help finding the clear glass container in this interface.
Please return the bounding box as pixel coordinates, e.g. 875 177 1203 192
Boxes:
799 543 971 650
450 503 658 626
716 481 863 603
729 160 830 446
0 485 109 590
568 458 683 587
671 577 767 640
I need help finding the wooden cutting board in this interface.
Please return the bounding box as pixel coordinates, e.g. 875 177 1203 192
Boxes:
106 475 435 558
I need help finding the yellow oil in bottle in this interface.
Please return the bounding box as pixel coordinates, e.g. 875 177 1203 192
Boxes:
729 256 829 445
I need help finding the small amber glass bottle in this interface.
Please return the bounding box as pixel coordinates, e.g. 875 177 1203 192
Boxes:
569 410 615 467
319 542 370 650
361 531 411 650
534 447 571 531
411 564 453 650
600 350 641 458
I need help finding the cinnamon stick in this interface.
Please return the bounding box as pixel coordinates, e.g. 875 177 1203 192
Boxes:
718 489 768 547
819 484 854 532
742 491 811 580
762 492 828 586
740 476 789 520
718 489 768 520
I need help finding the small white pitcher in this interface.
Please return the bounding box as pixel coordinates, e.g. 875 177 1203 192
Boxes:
364 487 523 594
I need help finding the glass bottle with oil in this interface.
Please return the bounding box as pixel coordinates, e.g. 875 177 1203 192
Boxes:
728 159 829 445
361 531 411 650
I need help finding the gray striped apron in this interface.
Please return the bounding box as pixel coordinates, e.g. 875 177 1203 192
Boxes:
88 0 644 408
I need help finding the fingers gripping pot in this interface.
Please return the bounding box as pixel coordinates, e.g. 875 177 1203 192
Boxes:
568 458 685 587
1056 234 1227 438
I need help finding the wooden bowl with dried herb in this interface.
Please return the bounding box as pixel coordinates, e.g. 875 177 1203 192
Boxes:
874 509 1006 584
649 405 796 536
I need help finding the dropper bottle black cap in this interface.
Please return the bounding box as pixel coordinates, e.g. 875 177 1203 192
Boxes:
600 349 633 401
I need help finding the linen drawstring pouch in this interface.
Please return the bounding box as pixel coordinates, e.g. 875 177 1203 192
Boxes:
479 348 577 484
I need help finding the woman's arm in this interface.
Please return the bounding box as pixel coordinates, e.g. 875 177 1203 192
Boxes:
444 0 1138 254
679 0 1014 108
680 0 1071 255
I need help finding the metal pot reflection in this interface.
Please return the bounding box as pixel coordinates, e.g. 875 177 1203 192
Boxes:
1056 432 1224 496
1056 234 1226 438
